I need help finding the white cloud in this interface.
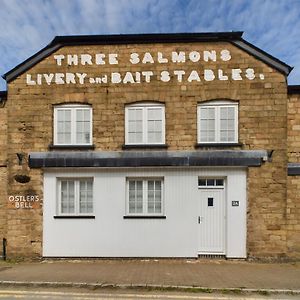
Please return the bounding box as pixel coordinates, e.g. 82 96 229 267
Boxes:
0 0 300 89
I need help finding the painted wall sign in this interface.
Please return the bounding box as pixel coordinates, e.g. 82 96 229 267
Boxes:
25 49 265 86
8 195 40 209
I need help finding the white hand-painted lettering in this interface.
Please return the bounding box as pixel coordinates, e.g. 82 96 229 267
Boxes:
245 68 255 80
189 51 200 62
158 52 168 63
142 71 154 83
130 53 140 64
81 54 93 65
54 54 65 66
67 55 78 65
142 52 155 64
220 49 231 61
174 70 185 82
171 51 186 63
25 50 266 86
204 50 216 62
232 69 243 80
204 69 215 81
109 54 118 65
187 70 201 82
160 71 170 82
123 72 135 84
218 69 228 80
95 54 106 65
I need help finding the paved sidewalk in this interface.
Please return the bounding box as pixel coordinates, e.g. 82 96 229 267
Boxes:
0 259 299 293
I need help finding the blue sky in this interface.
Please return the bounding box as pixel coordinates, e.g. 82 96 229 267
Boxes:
0 0 299 90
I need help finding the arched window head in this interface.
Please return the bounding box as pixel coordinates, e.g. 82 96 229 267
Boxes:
125 102 165 145
54 104 92 146
197 100 238 144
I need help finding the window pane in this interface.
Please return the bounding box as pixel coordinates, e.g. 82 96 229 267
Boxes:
129 181 135 190
155 180 161 190
227 119 235 130
76 109 91 144
84 109 90 120
56 107 91 145
220 107 236 142
57 110 71 122
128 118 143 143
147 108 163 144
208 108 215 118
207 179 215 186
127 109 135 121
79 180 93 214
61 180 75 214
216 179 224 186
57 109 71 144
147 180 162 214
128 108 142 121
127 106 164 145
148 191 154 201
198 179 206 186
77 110 84 121
148 108 162 120
148 202 154 213
135 109 143 120
207 130 215 142
148 180 154 190
228 130 235 141
199 107 215 142
128 180 143 214
147 132 155 143
220 130 227 142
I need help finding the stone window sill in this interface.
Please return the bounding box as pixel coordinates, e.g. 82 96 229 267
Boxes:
123 215 166 219
49 144 95 150
195 143 243 148
54 216 95 219
122 144 168 150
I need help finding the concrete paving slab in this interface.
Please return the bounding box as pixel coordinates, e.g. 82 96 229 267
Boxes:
0 260 299 292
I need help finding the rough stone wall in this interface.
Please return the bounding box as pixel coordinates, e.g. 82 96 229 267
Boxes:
6 41 289 258
287 93 300 258
0 101 7 256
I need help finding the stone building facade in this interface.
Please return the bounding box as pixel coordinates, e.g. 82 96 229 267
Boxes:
0 32 299 259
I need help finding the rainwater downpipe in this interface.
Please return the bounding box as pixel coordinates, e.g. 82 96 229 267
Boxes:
2 238 6 261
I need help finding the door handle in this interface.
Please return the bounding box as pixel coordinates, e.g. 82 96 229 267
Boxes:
198 216 203 224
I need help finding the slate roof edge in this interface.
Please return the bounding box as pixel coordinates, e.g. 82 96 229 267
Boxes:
232 38 293 75
288 85 300 94
29 150 268 168
2 31 293 83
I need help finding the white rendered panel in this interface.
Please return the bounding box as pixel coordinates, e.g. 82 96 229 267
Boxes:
43 168 246 258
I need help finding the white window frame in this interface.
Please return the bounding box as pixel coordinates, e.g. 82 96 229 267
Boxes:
198 178 225 189
197 100 238 144
126 178 164 216
125 103 165 145
54 104 93 146
57 178 94 216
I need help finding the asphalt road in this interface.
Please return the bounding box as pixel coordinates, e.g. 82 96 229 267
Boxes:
0 288 298 300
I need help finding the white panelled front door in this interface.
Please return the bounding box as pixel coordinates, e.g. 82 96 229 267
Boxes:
198 188 226 254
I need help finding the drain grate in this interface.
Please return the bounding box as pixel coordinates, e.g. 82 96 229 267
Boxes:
198 254 226 259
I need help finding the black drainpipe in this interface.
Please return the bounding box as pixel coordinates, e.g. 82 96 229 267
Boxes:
2 238 6 261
